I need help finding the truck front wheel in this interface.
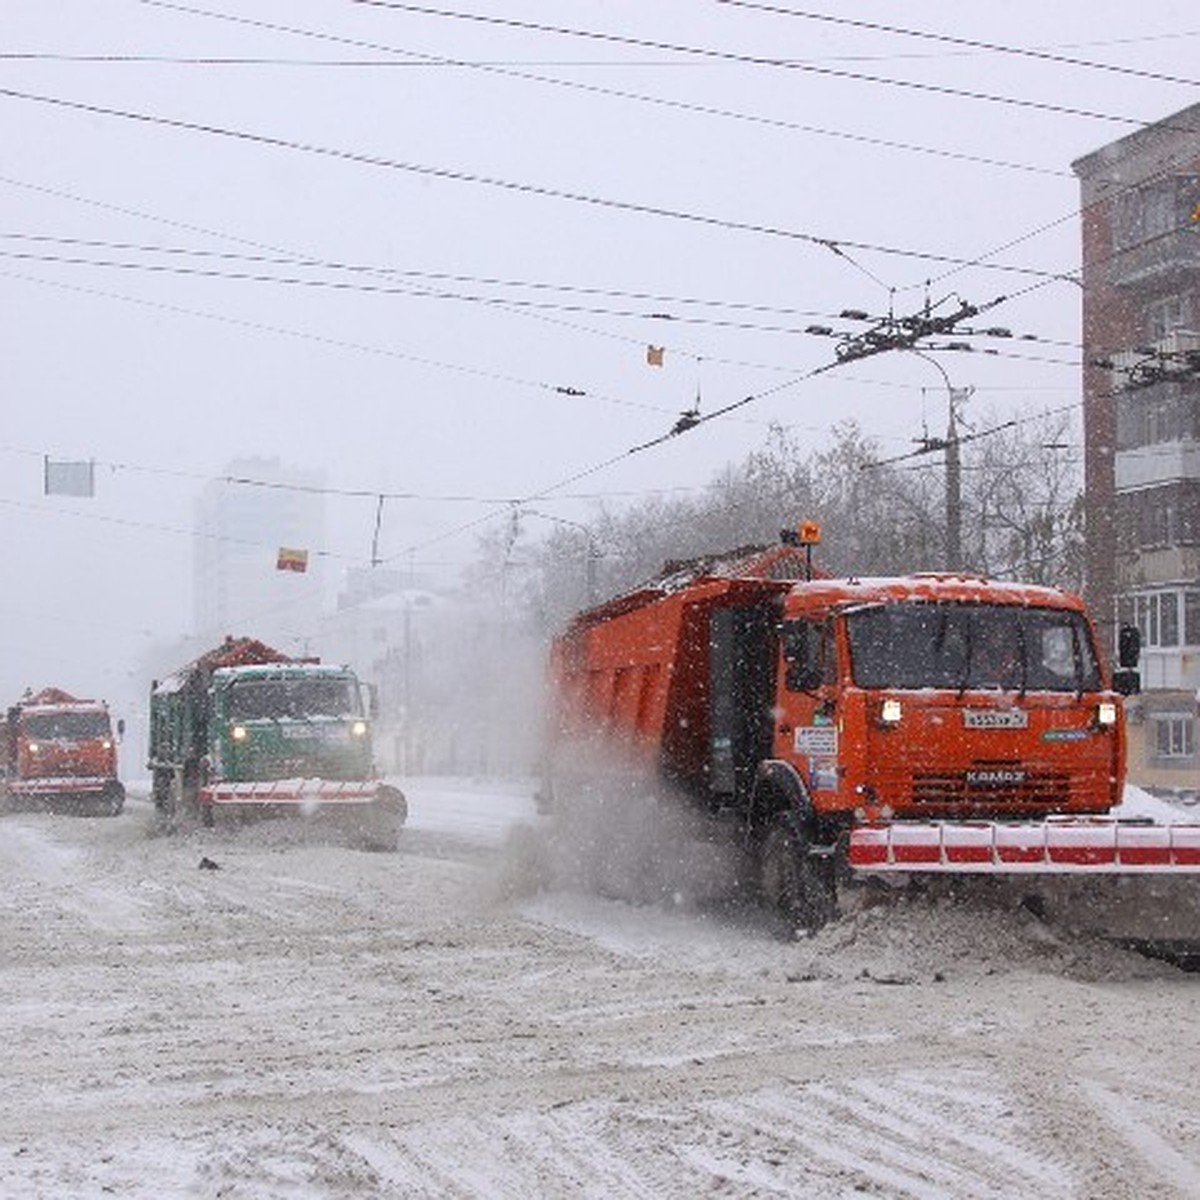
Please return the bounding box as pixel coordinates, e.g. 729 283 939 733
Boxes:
759 817 836 934
151 768 173 812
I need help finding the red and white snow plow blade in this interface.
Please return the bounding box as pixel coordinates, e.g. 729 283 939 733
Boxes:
7 776 115 797
849 817 1200 874
200 779 384 806
197 778 406 850
848 818 1200 952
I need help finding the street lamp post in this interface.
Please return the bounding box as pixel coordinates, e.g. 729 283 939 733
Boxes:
909 352 971 572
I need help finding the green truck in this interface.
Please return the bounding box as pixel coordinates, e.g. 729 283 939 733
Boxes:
148 637 406 848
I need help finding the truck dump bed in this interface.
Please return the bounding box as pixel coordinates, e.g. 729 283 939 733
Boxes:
551 545 802 798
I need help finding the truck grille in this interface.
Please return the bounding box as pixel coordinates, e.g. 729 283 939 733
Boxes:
910 770 1072 808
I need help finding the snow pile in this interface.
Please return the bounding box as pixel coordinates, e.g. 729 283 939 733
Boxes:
1112 783 1192 823
780 884 1179 987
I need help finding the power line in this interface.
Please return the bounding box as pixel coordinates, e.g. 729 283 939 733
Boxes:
125 1 1071 180
346 0 1179 128
0 234 1089 356
0 264 675 417
711 2 1200 89
0 439 722 506
23 4 1195 354
0 232 873 332
0 84 1071 283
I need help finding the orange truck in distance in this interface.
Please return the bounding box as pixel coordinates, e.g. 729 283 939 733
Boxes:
1 688 125 816
544 525 1167 930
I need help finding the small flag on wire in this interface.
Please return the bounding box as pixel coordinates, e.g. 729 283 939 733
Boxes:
646 345 665 367
276 547 309 573
43 458 95 497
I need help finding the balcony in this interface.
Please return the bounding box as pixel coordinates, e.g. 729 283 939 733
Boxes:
1110 227 1200 287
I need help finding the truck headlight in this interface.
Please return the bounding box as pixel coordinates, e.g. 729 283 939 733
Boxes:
880 699 903 725
1096 702 1118 727
351 720 368 738
28 742 39 754
232 724 248 741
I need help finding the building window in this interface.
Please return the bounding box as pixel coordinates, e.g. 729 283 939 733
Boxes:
1114 176 1200 251
1161 593 1180 645
1146 295 1194 342
1117 384 1184 448
1187 591 1200 645
1116 484 1200 550
1148 494 1173 547
1131 591 1185 647
1126 589 1200 648
1153 713 1196 760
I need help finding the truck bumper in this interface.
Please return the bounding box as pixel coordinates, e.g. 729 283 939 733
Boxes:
848 817 1200 874
200 779 388 806
7 776 123 798
197 779 406 848
4 776 125 814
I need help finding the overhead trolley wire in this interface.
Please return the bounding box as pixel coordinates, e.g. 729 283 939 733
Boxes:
711 2 1200 89
39 1 1074 180
0 83 1070 283
345 0 1179 128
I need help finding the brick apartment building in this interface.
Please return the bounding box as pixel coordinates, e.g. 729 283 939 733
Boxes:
1074 102 1200 790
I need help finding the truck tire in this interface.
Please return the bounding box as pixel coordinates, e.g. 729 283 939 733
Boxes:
100 781 125 817
759 816 836 934
151 768 173 812
378 784 408 827
352 785 405 852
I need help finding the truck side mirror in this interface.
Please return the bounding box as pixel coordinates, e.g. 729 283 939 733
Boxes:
1112 624 1141 696
1117 623 1141 669
117 718 126 738
1112 668 1141 697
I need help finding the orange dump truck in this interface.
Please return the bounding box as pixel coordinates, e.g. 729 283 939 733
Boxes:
543 526 1200 932
1 688 125 816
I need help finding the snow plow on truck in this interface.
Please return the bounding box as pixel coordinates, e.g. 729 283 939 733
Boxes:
544 524 1200 950
1 688 125 816
148 637 406 849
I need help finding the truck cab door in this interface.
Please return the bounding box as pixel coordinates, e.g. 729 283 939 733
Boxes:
779 618 839 793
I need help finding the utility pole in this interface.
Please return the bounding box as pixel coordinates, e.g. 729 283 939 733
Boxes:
945 387 969 572
903 352 971 572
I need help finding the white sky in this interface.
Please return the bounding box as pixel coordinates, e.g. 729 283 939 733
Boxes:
1 1 1198 712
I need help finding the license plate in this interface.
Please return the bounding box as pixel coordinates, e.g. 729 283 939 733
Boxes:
963 708 1028 729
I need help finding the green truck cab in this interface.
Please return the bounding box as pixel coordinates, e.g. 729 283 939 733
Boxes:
148 637 405 848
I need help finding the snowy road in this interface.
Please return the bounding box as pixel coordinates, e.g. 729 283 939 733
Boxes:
1 780 1198 1199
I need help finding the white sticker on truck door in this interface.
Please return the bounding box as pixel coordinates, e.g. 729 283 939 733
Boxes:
794 726 837 757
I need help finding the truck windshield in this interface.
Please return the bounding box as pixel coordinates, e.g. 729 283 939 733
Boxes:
22 711 110 740
226 678 361 721
845 601 1102 693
